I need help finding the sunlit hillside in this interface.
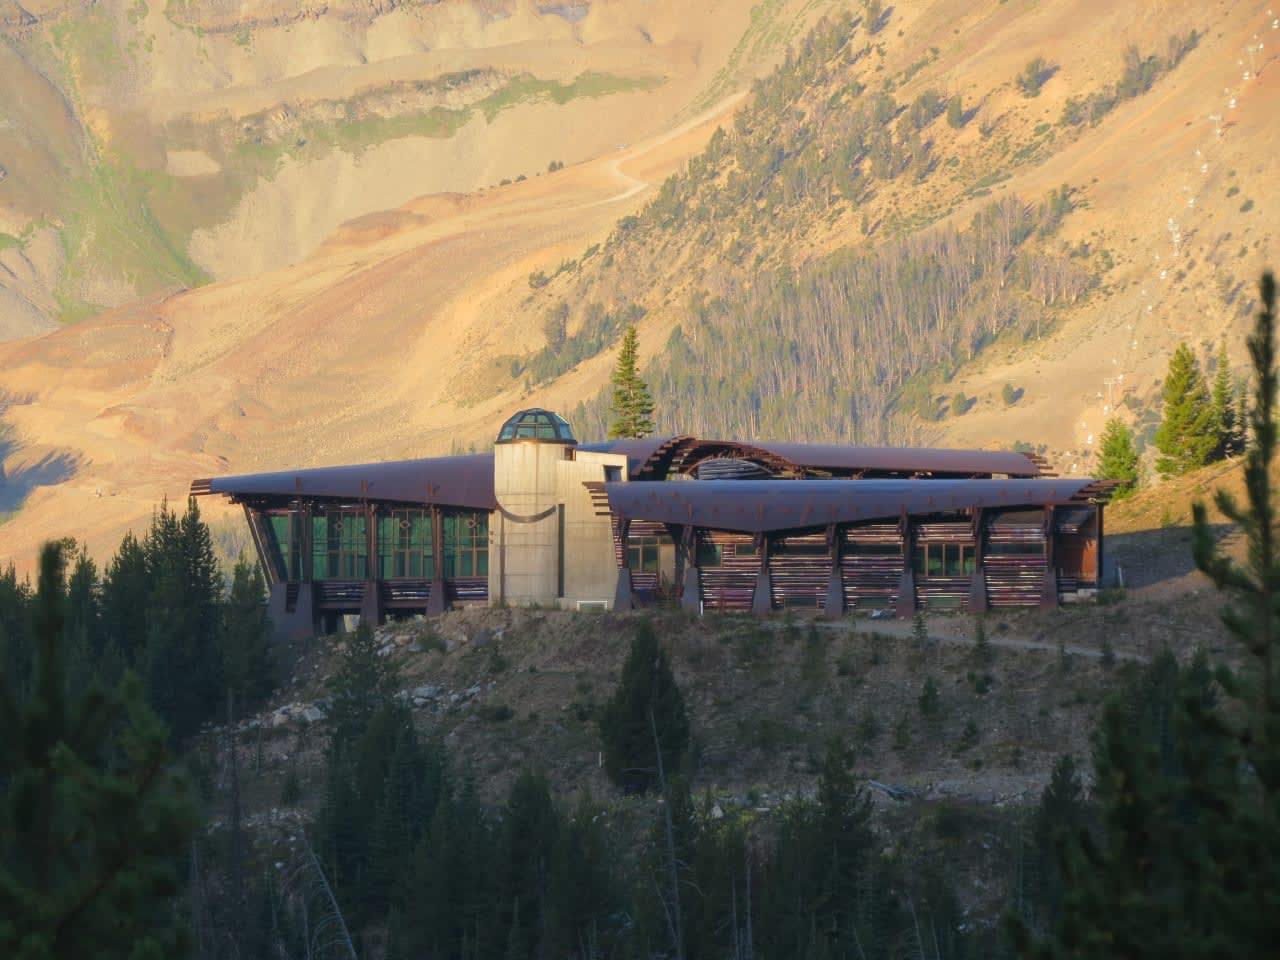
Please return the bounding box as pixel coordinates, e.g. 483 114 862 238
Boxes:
0 0 1277 576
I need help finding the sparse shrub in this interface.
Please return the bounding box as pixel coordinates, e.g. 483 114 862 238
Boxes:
1100 635 1116 669
969 670 994 696
857 708 881 747
280 767 302 806
893 713 912 750
956 718 979 753
912 610 928 644
488 646 509 674
946 95 964 129
919 676 941 718
973 617 994 665
416 627 446 655
836 652 858 678
1002 383 1018 406
951 391 969 416
1018 57 1050 98
527 269 549 289
477 703 514 723
803 624 827 689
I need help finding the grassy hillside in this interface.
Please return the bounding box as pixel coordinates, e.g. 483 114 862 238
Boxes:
508 7 1207 443
0 0 789 331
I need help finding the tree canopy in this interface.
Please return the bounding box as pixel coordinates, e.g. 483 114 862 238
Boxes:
598 619 688 792
608 324 655 440
0 543 196 959
1097 417 1139 498
1154 342 1217 476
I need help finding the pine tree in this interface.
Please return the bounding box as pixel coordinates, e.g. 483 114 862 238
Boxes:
608 324 655 440
1096 417 1139 498
499 771 560 960
140 498 224 740
1154 342 1216 476
0 543 197 958
1014 273 1280 958
324 622 401 754
100 531 148 667
1210 339 1241 458
221 555 275 713
599 619 689 792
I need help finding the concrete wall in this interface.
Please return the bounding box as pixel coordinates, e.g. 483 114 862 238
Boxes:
490 443 626 607
492 441 569 604
558 449 628 607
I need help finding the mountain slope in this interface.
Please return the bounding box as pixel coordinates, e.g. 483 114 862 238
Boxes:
0 0 1277 576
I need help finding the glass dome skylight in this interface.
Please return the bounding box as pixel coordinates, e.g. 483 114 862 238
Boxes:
495 408 577 444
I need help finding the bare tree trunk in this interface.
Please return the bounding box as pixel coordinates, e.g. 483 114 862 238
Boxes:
650 708 685 960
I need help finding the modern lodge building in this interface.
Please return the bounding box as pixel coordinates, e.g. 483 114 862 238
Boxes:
192 409 1114 641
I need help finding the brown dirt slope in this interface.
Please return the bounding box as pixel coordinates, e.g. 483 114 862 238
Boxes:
0 0 1278 579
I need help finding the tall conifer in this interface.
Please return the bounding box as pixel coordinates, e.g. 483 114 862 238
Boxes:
1097 417 1139 498
1154 342 1216 476
0 543 196 958
599 619 688 792
1210 340 1242 458
608 325 655 440
1014 272 1280 958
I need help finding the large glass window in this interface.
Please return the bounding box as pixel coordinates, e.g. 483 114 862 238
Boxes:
442 511 489 578
378 509 434 579
912 543 975 578
695 542 723 568
313 509 368 579
263 511 302 581
627 535 662 572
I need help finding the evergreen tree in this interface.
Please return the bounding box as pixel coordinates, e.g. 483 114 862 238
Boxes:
0 543 197 958
599 619 689 792
0 564 33 696
220 555 275 713
498 771 560 960
548 791 618 957
1154 342 1216 476
100 531 148 667
1014 273 1280 958
140 498 224 740
1096 417 1139 498
756 738 879 958
324 621 401 754
1210 340 1243 458
607 324 655 439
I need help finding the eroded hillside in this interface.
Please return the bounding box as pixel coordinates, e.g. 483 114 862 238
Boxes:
0 0 1277 577
0 0 798 331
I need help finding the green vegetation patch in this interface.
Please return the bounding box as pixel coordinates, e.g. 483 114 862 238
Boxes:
53 157 212 322
476 72 663 122
51 8 126 85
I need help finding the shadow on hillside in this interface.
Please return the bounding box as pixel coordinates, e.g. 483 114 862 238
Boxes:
1105 522 1234 589
0 419 83 514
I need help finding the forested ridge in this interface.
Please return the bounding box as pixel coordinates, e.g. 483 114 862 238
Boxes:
511 8 1194 442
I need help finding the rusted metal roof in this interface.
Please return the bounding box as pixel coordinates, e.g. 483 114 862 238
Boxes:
745 442 1042 477
603 478 1107 534
194 453 497 510
193 439 1059 513
578 436 693 478
579 437 1043 479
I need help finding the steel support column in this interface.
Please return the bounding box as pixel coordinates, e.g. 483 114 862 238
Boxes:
824 524 845 619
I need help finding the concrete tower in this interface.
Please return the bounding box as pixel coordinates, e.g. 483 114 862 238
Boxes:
490 408 577 605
